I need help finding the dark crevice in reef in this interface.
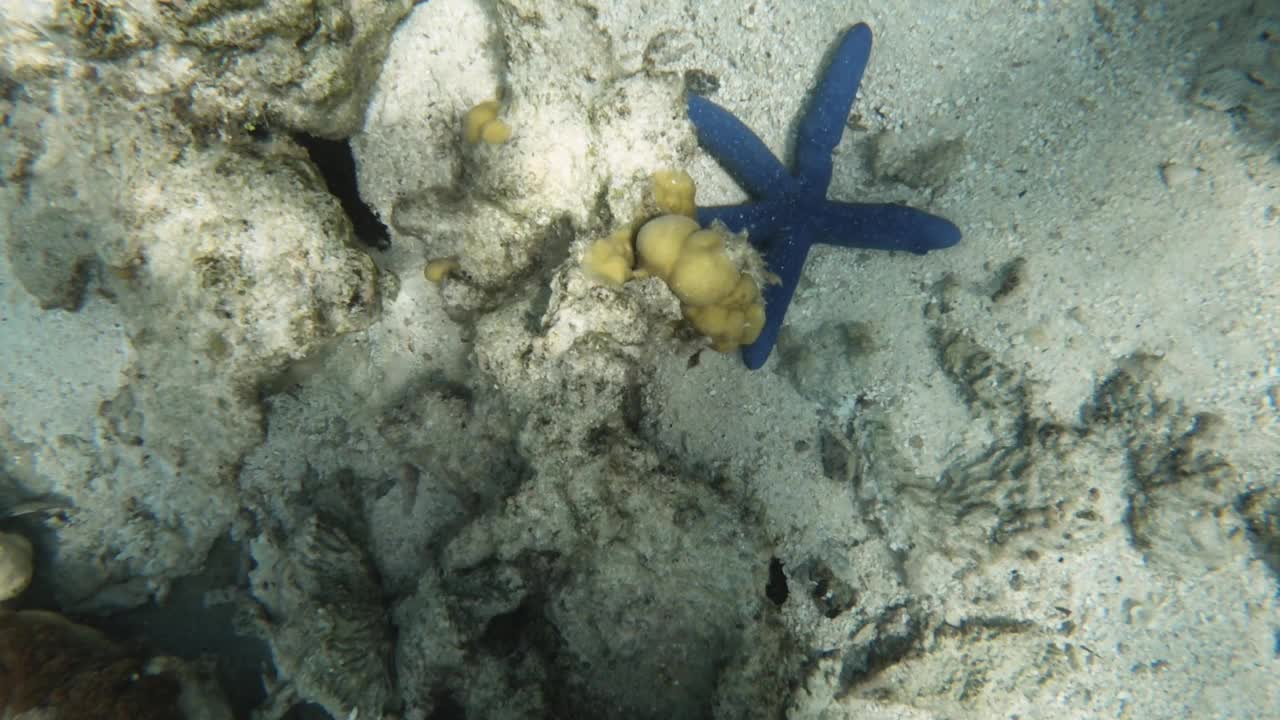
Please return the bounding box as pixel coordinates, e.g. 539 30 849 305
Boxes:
282 703 337 720
427 689 467 720
766 556 789 606
81 536 272 717
480 596 558 659
474 594 583 720
294 133 390 251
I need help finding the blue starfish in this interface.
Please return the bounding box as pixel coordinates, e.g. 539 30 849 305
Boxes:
687 23 961 370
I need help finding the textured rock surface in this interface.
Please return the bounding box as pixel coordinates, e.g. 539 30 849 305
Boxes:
0 0 1276 718
0 0 400 610
1190 3 1280 155
242 516 393 719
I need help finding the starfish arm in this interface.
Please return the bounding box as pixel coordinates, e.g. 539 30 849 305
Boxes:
687 95 799 198
695 203 784 245
813 200 962 254
685 24 963 371
794 24 873 194
740 222 818 370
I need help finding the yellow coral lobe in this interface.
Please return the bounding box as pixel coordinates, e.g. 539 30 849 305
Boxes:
582 227 636 288
635 214 699 280
463 100 511 144
723 275 757 307
424 257 460 284
480 118 512 144
683 304 725 333
682 228 725 254
743 303 766 343
668 243 738 307
652 169 697 217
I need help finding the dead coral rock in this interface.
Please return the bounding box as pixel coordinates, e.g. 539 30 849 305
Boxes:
3 207 97 311
431 434 787 719
245 515 393 719
1188 5 1280 151
45 0 414 137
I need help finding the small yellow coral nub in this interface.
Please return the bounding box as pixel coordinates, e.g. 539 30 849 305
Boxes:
652 169 697 217
582 227 636 288
463 100 511 144
424 257 460 284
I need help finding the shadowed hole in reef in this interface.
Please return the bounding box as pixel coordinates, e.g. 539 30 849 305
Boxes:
283 703 334 719
428 689 467 720
82 537 272 716
766 557 789 605
481 600 536 657
480 596 561 660
294 133 390 250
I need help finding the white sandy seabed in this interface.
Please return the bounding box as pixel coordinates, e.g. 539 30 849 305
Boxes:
0 0 1277 718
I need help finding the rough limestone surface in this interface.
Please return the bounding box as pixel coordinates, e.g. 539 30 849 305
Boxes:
1 0 1277 719
1189 2 1280 156
0 0 400 611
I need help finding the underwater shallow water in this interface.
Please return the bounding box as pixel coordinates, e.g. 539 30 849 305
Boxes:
0 0 1277 718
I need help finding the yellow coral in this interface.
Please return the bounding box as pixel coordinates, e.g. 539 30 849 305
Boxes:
463 100 511 144
635 214 699 280
424 257 460 284
651 169 696 217
635 214 765 352
579 170 763 353
581 226 636 288
684 276 766 352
